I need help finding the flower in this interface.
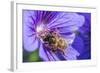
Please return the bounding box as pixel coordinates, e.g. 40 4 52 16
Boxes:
72 13 91 59
23 10 85 61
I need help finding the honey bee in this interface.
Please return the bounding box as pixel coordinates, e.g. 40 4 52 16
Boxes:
42 32 68 54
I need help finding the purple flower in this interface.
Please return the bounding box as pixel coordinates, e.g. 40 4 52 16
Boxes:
23 10 85 61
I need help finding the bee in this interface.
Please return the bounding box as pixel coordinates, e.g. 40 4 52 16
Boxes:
42 32 68 54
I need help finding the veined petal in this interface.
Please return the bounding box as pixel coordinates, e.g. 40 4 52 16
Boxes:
63 46 80 60
39 44 50 61
57 26 78 34
61 33 76 44
47 51 60 61
23 10 41 52
23 35 40 52
39 43 59 61
35 11 58 24
47 13 85 33
23 10 36 32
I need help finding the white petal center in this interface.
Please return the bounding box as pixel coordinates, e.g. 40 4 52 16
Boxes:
36 24 44 33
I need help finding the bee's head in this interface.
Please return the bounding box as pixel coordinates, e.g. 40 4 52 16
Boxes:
43 33 56 44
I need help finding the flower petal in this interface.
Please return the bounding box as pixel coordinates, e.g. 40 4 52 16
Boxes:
39 44 50 61
23 10 41 52
23 35 40 52
47 13 85 32
23 10 36 33
39 44 59 61
63 46 80 60
47 51 60 61
61 33 76 44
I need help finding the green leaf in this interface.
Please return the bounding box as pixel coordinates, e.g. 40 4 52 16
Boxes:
28 49 41 62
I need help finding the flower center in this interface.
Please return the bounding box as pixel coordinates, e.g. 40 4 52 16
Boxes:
36 25 68 54
36 24 49 39
36 24 44 33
